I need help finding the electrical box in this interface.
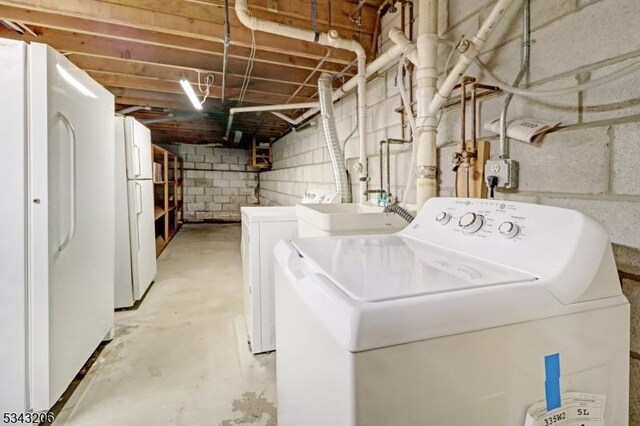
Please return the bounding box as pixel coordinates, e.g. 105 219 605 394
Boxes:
485 158 519 194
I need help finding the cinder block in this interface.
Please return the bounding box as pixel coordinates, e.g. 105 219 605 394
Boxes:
610 122 640 196
223 203 239 212
183 162 195 169
222 171 240 180
205 155 222 163
583 58 640 123
205 187 222 196
216 180 230 188
230 164 246 171
183 195 195 203
612 244 640 276
186 187 204 195
223 187 239 196
505 127 609 195
366 76 386 106
195 195 211 203
189 202 205 211
230 180 245 188
214 195 231 203
194 178 212 186
213 164 230 171
206 202 222 211
539 196 640 248
187 154 205 162
195 163 212 170
195 211 213 220
622 278 640 354
195 146 212 155
528 0 640 83
223 155 239 164
179 145 196 154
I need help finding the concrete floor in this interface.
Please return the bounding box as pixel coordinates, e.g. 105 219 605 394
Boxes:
53 224 277 426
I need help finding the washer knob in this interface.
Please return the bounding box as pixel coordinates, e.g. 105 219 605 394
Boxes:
458 212 484 234
498 221 520 239
435 211 451 225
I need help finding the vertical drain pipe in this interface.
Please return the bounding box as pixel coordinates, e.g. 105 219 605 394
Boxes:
500 0 531 159
319 74 351 202
415 0 440 208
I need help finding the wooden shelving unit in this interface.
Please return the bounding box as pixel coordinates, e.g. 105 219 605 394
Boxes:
250 137 272 169
152 144 183 257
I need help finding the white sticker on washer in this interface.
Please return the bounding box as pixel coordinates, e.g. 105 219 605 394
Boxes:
524 392 605 426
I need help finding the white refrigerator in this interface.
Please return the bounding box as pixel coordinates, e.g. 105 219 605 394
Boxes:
0 39 115 412
114 116 157 309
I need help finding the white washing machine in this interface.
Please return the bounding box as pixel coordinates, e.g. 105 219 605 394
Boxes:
240 190 339 354
274 197 630 425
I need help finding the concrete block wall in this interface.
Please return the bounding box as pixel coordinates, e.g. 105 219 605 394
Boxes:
163 144 259 222
259 0 640 420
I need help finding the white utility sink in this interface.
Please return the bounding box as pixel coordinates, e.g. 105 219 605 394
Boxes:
296 203 410 237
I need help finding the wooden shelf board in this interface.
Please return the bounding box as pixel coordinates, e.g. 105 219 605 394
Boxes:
154 206 165 220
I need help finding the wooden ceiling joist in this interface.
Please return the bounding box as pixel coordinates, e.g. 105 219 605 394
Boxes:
0 0 384 145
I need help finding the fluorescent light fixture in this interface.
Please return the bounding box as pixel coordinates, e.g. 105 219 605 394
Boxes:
56 64 96 98
179 78 203 110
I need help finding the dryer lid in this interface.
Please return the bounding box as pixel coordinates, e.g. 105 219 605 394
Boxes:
291 235 536 302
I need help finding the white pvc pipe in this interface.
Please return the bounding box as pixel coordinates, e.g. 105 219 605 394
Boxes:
225 102 318 139
271 111 297 125
415 0 440 208
430 0 516 113
235 0 371 202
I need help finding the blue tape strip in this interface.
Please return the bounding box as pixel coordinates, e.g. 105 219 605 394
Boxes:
544 353 561 411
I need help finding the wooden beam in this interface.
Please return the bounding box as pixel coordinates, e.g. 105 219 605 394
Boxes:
69 54 318 95
0 0 373 62
101 0 377 40
88 71 313 104
0 5 357 75
0 26 352 84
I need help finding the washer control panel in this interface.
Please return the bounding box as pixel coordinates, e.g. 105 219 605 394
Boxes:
431 199 528 241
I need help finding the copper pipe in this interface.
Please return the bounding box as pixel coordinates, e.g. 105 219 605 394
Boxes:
471 81 477 151
460 78 467 151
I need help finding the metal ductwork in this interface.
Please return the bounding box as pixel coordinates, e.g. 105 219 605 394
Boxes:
318 73 351 203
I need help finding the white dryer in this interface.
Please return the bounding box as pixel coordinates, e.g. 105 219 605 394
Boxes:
241 190 339 354
274 197 630 425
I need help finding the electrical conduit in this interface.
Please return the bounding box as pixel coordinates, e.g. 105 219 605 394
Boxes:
318 74 351 203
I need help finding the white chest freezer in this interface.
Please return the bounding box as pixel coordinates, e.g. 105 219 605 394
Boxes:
274 197 630 425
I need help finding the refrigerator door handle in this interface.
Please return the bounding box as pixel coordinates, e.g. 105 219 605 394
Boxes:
57 111 76 253
133 144 141 177
135 182 142 251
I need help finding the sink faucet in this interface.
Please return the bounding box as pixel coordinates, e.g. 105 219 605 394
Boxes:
365 189 390 206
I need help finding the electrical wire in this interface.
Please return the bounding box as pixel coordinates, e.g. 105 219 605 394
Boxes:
238 13 257 105
398 48 418 204
475 57 640 98
197 71 215 105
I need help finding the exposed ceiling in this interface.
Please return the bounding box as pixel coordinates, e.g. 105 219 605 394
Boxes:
0 0 388 147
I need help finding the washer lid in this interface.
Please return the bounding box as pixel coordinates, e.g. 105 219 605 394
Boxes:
291 235 536 302
241 206 297 222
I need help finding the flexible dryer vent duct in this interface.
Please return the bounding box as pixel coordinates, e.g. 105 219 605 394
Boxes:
318 73 351 203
